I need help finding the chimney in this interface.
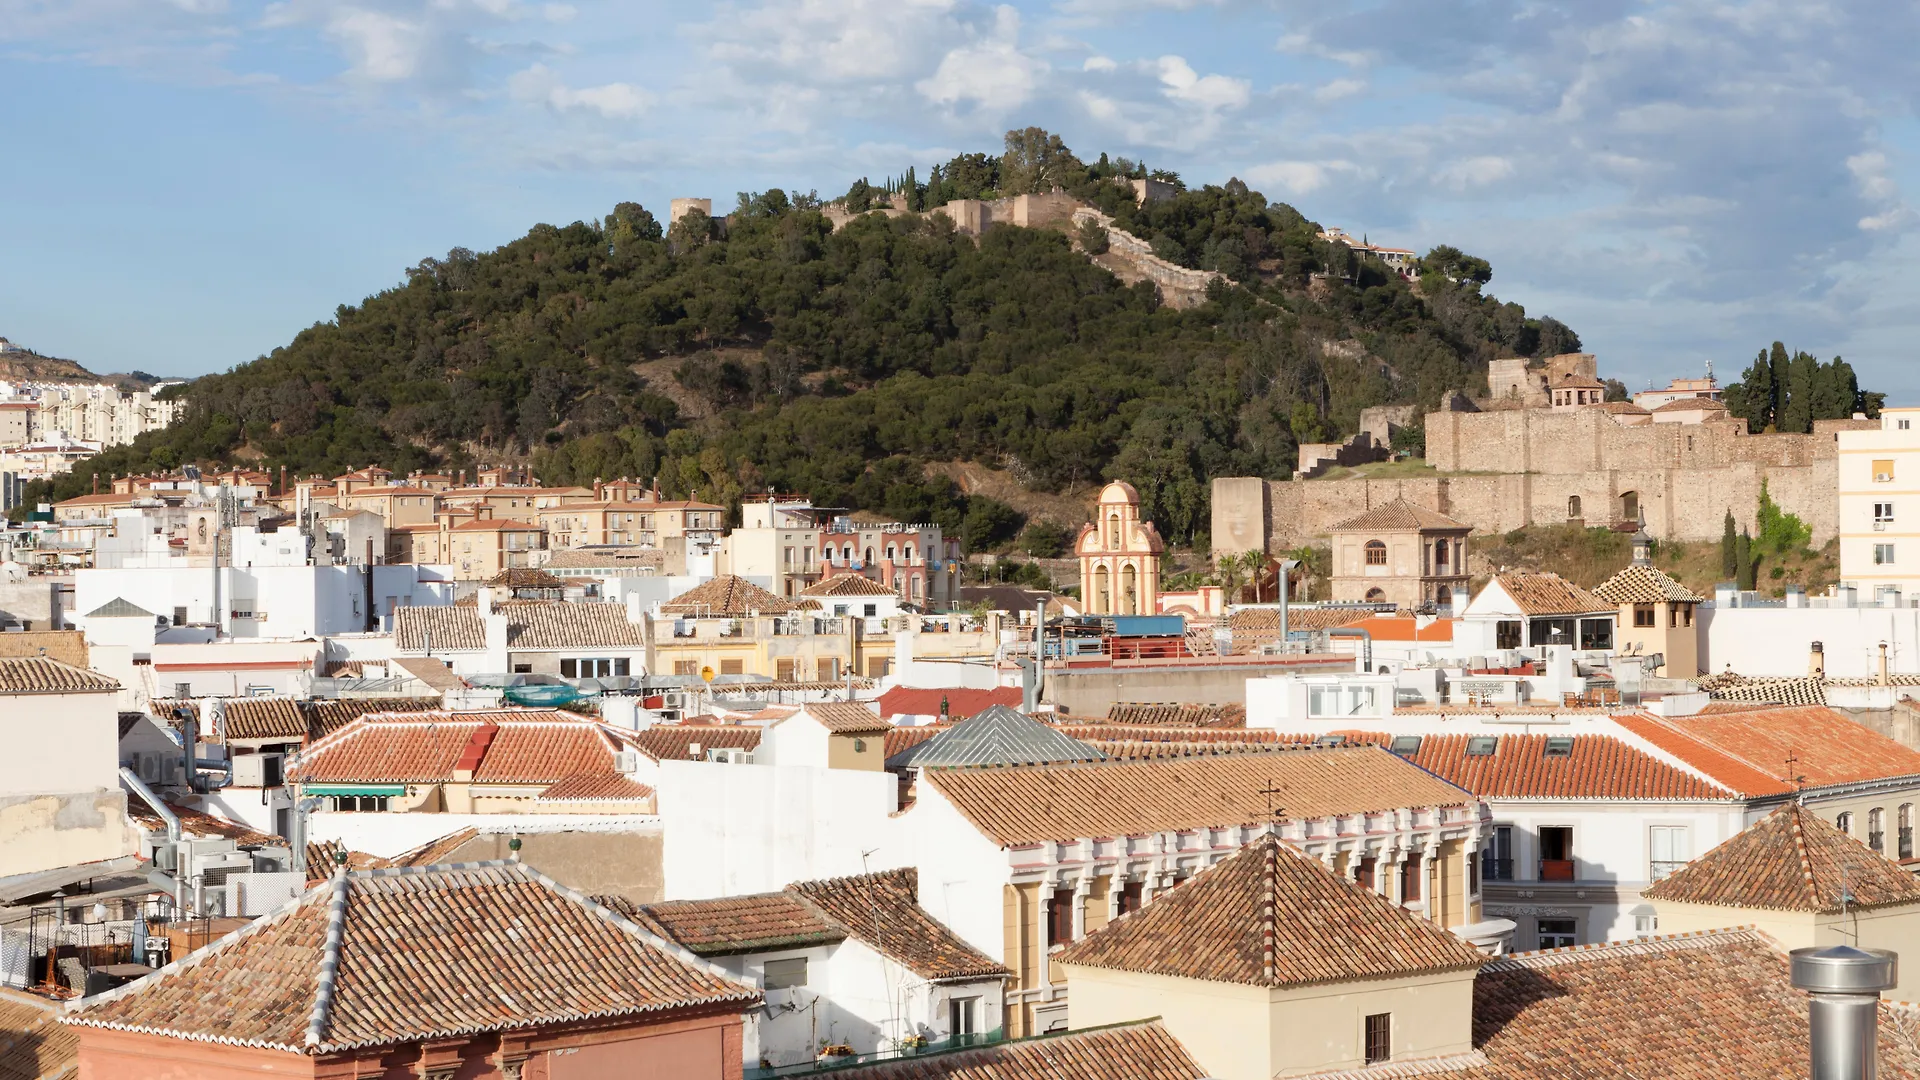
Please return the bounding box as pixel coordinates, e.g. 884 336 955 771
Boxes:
1880 641 1891 687
1810 641 1826 679
1791 945 1896 1080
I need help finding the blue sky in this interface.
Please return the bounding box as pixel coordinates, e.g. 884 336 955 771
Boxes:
5 0 1920 400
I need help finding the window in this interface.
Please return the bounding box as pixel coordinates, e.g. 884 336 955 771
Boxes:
1634 910 1659 938
1870 808 1886 854
1539 826 1575 880
1364 540 1387 566
1365 587 1387 602
326 795 390 812
1046 887 1076 946
1876 460 1896 483
1902 419 1913 431
172 606 188 627
1355 855 1376 891
1567 495 1583 520
1650 825 1689 881
817 657 840 681
1579 618 1613 650
1537 918 1577 949
1543 737 1574 758
1838 811 1854 836
512 663 532 674
1483 826 1514 881
1633 604 1655 627
949 996 980 1037
1390 735 1423 756
1903 804 1914 860
1496 620 1522 650
1433 541 1450 569
1466 735 1498 756
1876 502 1896 526
863 603 877 617
1876 544 1896 566
1116 879 1144 917
674 660 698 676
1401 853 1423 903
762 957 808 990
776 658 796 682
720 659 744 676
1364 1013 1392 1065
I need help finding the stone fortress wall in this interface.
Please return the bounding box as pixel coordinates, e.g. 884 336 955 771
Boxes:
1212 371 1877 557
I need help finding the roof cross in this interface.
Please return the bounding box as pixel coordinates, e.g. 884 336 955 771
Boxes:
1258 779 1286 824
1785 752 1806 796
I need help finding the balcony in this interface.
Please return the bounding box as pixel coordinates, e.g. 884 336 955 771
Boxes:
1481 856 1514 882
743 1030 1006 1078
1538 859 1576 882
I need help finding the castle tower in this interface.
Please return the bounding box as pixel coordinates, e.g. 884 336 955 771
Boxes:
1077 482 1165 616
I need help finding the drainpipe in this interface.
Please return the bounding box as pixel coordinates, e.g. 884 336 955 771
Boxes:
1880 641 1891 688
286 796 323 877
120 766 186 915
1791 945 1897 1080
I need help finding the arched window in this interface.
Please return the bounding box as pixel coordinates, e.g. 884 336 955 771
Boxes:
1107 513 1121 551
1567 495 1582 520
1094 565 1111 614
1435 585 1452 609
911 577 922 600
1121 564 1138 615
864 547 874 566
1364 540 1387 566
1870 808 1886 853
1621 491 1640 522
1434 541 1449 569
1901 804 1914 859
1837 811 1854 837
1365 587 1387 601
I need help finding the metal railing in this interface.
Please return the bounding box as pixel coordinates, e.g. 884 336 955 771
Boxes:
1480 856 1514 882
744 1031 1005 1078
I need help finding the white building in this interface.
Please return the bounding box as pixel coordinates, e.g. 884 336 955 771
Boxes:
1838 406 1920 594
0 658 139 881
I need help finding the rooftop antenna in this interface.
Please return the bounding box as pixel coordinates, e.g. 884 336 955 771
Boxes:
1787 752 1806 799
1258 779 1286 833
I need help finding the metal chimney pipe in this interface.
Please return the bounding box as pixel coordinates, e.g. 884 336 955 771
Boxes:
1791 945 1897 1080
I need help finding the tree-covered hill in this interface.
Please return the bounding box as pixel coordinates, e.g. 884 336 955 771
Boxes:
20 129 1590 548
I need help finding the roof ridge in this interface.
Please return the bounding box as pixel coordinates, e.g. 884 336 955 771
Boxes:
304 870 351 1048
1483 925 1762 971
1260 831 1278 985
1789 801 1820 907
516 862 754 986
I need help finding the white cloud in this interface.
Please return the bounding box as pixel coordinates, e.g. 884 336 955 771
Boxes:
1432 155 1514 191
541 3 575 21
1244 159 1360 196
1312 77 1366 103
509 63 648 119
1276 31 1368 68
916 6 1044 113
1083 55 1117 72
325 9 428 82
1155 54 1248 110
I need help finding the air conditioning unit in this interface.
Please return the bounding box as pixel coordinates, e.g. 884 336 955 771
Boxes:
612 750 640 774
1878 473 1895 483
134 751 164 785
229 753 284 789
707 748 754 765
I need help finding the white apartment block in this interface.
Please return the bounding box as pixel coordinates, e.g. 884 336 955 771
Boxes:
0 382 186 450
1837 407 1920 596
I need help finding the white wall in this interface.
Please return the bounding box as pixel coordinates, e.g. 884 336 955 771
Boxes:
304 810 659 858
1702 604 1920 679
75 563 453 641
759 715 830 769
895 783 1014 964
658 759 901 899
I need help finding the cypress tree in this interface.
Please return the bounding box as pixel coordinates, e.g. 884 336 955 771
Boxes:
1736 528 1756 590
1779 349 1819 433
1720 511 1738 579
1768 341 1791 426
1734 348 1773 432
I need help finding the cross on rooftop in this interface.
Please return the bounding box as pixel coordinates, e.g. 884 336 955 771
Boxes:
1258 780 1286 823
1785 752 1806 795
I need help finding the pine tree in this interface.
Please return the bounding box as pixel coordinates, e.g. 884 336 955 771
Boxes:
1720 510 1738 579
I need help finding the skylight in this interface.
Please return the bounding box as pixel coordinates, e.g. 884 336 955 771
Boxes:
1543 737 1575 758
1465 736 1498 757
1390 735 1423 756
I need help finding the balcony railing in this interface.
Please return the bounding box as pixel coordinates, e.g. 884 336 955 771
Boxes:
1481 856 1514 882
1538 859 1576 882
743 1030 1005 1078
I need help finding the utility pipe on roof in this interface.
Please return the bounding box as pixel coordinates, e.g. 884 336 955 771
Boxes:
119 766 186 915
1327 627 1374 673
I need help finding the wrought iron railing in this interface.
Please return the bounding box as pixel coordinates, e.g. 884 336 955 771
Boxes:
743 1030 1005 1078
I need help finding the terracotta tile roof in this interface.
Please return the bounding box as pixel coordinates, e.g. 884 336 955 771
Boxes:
535 771 656 803
1597 399 1650 415
303 697 443 741
922 746 1473 847
393 601 645 651
790 868 1009 982
660 575 795 615
218 698 307 741
66 862 758 1053
802 701 891 734
303 841 387 882
484 567 567 589
1699 673 1828 706
1592 564 1706 604
899 706 1102 768
0 658 118 694
389 656 467 694
1083 739 1283 760
802 574 896 597
543 547 669 570
127 790 284 848
1058 833 1483 988
1459 928 1920 1080
449 517 541 532
1058 725 1283 745
1613 706 1920 797
0 987 77 1080
1405 733 1735 801
876 686 1023 720
1645 801 1920 913
884 724 947 762
1231 606 1374 635
823 1020 1205 1079
631 893 845 955
630 725 763 762
1330 499 1471 533
1650 395 1729 412
0 630 87 668
294 710 630 785
384 828 480 869
1490 572 1611 616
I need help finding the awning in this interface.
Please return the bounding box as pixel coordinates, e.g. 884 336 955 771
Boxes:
301 784 407 797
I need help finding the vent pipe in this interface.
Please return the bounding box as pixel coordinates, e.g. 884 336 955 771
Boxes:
1792 945 1896 1080
1810 640 1826 679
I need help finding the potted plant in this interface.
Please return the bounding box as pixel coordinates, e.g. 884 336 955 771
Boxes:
817 1043 856 1064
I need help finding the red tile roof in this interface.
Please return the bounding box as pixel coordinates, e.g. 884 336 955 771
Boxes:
0 658 119 694
294 710 633 786
535 771 656 803
1407 733 1735 801
802 701 890 734
876 686 1023 720
66 862 758 1053
1489 572 1611 616
127 792 283 848
1057 833 1483 988
922 747 1473 847
1329 499 1471 533
802 574 897 597
0 987 77 1080
790 868 1008 982
1645 802 1920 913
1614 707 1920 797
825 1020 1204 1080
630 893 844 955
660 575 795 615
629 725 763 762
1098 702 1246 727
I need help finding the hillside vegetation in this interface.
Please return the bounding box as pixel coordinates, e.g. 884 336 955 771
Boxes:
19 129 1588 547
